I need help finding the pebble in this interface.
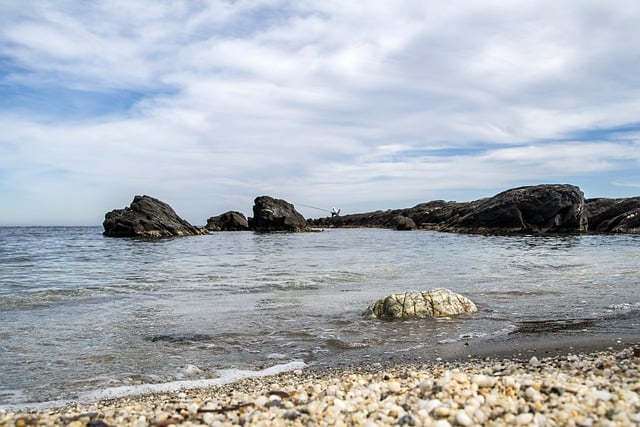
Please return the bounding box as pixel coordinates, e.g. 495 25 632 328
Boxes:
1 347 639 426
471 374 496 388
454 410 473 426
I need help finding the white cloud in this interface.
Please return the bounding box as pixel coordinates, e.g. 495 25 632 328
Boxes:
1 1 640 224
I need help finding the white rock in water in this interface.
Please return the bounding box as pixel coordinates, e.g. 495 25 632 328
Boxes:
363 288 478 319
180 364 203 376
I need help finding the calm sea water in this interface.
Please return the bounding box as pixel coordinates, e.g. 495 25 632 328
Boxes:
1 226 639 407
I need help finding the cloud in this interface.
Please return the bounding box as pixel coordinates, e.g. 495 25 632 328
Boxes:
1 1 640 224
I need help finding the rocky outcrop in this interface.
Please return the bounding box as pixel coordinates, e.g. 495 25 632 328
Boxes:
313 184 590 234
445 184 587 233
206 211 249 231
248 196 309 232
585 197 640 233
363 288 477 320
103 195 206 237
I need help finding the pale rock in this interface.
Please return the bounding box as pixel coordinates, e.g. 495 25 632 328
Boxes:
434 406 451 417
418 399 442 413
516 413 534 425
471 374 496 388
387 381 402 393
586 390 613 403
473 409 486 424
525 387 542 402
454 410 474 426
364 288 477 319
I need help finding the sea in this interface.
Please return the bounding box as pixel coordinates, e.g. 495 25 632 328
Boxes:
1 226 639 409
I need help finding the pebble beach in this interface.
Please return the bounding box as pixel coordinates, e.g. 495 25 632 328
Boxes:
3 345 639 427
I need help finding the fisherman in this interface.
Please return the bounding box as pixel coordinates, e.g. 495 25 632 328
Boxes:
331 207 341 217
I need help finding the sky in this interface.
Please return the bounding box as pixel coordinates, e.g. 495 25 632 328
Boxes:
1 1 640 226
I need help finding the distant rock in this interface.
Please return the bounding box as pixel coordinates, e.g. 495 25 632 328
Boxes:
248 196 310 232
103 195 206 237
206 211 249 231
390 215 416 230
312 184 591 234
446 184 587 233
585 197 640 233
363 288 478 319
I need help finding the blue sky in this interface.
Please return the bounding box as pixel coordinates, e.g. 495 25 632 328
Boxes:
1 1 640 226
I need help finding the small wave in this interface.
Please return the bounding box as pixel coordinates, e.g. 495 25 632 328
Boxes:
481 289 565 297
325 338 382 350
0 361 307 412
490 323 519 336
607 302 640 311
83 360 307 402
459 331 487 340
314 271 366 284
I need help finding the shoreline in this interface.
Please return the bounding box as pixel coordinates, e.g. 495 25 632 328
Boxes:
3 336 639 426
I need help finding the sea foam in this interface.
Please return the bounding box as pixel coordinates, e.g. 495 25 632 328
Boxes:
82 360 307 402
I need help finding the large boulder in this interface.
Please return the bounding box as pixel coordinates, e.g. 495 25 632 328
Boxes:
448 184 587 233
389 215 416 230
248 196 309 232
363 288 478 320
103 195 206 237
206 211 249 231
586 197 640 233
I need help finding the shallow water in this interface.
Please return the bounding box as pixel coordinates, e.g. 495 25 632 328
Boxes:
0 227 638 406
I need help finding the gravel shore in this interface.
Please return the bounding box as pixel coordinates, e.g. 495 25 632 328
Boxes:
2 345 639 426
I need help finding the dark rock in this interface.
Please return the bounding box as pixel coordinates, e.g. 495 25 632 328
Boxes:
409 200 475 228
390 215 416 230
103 195 206 237
206 211 249 231
248 196 309 232
447 184 587 233
585 197 640 233
312 184 589 234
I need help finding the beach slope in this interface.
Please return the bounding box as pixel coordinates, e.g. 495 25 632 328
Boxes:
3 346 639 426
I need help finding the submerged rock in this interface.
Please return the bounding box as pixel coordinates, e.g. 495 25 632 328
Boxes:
363 288 477 319
248 196 309 232
103 195 206 237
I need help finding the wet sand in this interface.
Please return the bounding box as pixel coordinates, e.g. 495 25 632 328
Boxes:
2 334 639 426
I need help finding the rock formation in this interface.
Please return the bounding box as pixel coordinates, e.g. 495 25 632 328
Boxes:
206 211 249 231
103 195 206 237
248 196 309 232
313 184 593 234
446 184 587 233
363 288 478 320
585 197 640 233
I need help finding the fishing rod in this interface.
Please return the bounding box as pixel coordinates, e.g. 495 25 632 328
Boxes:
298 204 342 217
297 204 332 213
